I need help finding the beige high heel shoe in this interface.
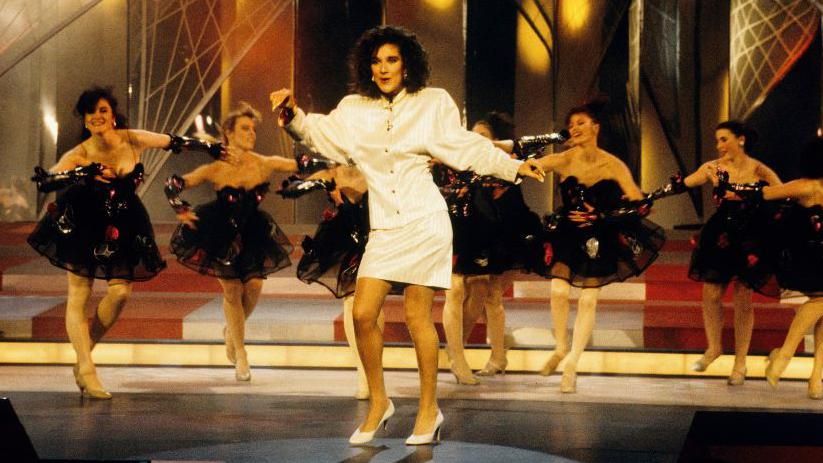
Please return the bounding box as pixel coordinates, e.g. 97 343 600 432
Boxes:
449 361 480 385
560 369 577 393
727 366 747 386
77 371 112 400
476 358 507 377
235 356 251 382
539 351 566 376
764 348 791 389
808 380 822 400
691 351 721 372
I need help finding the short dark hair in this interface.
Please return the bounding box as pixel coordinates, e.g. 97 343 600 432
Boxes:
221 102 261 144
348 25 430 99
565 94 609 126
74 86 127 140
475 111 515 140
716 120 758 153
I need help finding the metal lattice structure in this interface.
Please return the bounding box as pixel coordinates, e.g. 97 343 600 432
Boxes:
730 0 820 120
0 0 102 79
130 0 291 194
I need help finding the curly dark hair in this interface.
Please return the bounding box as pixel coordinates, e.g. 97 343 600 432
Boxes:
715 120 758 153
475 111 515 140
348 25 430 98
74 86 127 140
565 94 609 126
221 102 261 144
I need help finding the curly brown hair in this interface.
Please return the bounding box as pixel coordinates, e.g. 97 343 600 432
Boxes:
348 25 430 98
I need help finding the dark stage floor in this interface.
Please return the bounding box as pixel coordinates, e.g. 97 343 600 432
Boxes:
5 391 720 463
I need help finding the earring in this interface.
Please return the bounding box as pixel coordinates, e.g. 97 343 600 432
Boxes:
371 76 375 82
403 71 408 80
113 120 117 128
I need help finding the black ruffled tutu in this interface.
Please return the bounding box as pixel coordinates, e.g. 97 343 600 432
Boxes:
541 176 665 288
491 185 544 274
771 204 823 297
170 183 292 282
688 198 779 296
296 195 369 298
27 164 165 281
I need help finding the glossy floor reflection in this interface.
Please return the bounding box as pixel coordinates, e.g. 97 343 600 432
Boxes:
3 365 822 462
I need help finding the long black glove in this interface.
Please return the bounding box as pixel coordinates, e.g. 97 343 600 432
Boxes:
164 174 192 213
647 173 687 201
276 175 336 198
295 152 337 175
31 163 102 192
717 170 766 202
512 130 569 160
166 134 224 159
572 198 652 226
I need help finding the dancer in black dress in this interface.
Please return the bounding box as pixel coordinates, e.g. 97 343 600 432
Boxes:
722 136 823 399
28 86 229 398
165 103 296 381
281 165 384 399
532 97 665 393
652 120 781 385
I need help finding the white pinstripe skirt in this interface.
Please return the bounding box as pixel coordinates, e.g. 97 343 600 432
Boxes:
357 211 453 289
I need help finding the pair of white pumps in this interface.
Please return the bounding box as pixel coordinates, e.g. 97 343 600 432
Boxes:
348 400 444 446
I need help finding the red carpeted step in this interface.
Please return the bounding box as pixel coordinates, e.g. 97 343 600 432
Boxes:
31 296 212 340
643 302 800 352
333 298 486 344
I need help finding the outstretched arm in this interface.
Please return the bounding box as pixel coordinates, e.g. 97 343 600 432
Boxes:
129 130 232 162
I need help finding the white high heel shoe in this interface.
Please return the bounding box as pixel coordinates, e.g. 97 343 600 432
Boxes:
348 399 395 445
405 410 444 445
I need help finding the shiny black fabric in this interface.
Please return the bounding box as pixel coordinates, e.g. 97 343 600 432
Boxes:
541 176 665 288
170 183 292 281
296 195 369 298
688 196 779 297
28 164 165 281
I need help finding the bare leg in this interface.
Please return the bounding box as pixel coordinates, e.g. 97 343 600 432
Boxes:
343 294 385 399
693 283 726 371
560 287 600 393
218 278 250 381
66 272 110 398
352 277 392 433
766 298 823 393
403 284 441 436
89 279 132 348
441 274 477 384
462 275 489 342
810 311 823 399
540 278 571 375
477 273 510 375
728 282 753 385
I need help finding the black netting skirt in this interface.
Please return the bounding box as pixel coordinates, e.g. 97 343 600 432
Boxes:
170 199 292 282
28 183 165 281
541 214 666 288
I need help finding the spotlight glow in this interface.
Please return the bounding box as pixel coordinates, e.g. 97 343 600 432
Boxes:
562 0 590 34
43 111 58 144
194 114 205 134
424 0 456 11
517 0 551 74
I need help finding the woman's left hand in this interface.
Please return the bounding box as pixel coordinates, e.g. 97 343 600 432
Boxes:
568 202 599 227
517 159 545 182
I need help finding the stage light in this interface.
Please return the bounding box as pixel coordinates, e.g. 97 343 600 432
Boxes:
516 0 551 74
42 110 58 144
423 0 456 11
195 114 205 134
562 0 590 34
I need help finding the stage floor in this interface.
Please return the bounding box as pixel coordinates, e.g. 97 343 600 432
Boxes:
3 365 822 462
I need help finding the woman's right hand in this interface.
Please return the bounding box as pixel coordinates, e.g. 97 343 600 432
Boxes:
177 210 199 229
